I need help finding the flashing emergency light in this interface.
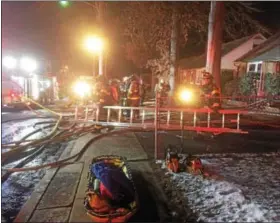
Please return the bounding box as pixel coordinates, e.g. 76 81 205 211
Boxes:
73 81 91 98
20 57 37 73
3 56 17 69
179 89 193 103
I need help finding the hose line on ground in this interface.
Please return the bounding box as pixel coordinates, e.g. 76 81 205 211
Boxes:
1 124 56 149
1 123 101 163
1 130 68 183
1 117 62 160
2 127 153 173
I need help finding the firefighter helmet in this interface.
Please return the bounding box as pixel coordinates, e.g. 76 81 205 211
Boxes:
202 71 213 80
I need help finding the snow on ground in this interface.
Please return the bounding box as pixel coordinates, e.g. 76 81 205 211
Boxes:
160 152 280 222
1 142 68 223
1 118 67 223
1 118 55 145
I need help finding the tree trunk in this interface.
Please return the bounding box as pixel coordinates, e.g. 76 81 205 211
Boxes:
206 1 225 91
169 5 178 97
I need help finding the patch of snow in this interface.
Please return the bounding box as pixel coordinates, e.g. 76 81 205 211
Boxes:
161 153 280 222
1 118 54 145
1 142 68 223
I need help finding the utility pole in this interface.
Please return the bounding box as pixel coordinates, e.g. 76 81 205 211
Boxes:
96 2 105 76
206 1 225 91
169 4 178 97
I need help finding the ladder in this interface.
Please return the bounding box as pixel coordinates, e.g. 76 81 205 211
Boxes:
73 105 248 134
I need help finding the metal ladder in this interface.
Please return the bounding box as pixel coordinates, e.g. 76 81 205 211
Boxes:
74 104 248 134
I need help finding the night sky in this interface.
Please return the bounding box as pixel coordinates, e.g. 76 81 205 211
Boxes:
2 1 280 78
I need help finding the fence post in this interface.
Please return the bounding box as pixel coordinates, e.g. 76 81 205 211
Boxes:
84 106 89 121
107 108 111 123
74 106 78 120
154 93 159 160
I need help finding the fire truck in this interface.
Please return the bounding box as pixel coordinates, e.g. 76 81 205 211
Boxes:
2 79 23 107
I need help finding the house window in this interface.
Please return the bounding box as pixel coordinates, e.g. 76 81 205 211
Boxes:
247 61 262 73
248 64 256 72
257 63 262 72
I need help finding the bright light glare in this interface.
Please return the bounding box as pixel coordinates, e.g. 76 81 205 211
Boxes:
73 81 91 98
3 56 17 69
84 37 103 53
59 1 69 7
180 89 193 102
45 80 51 88
20 57 37 73
32 75 39 100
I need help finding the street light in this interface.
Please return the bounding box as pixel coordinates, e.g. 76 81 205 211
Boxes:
84 36 103 53
84 36 104 76
59 1 70 8
3 56 17 69
20 57 37 73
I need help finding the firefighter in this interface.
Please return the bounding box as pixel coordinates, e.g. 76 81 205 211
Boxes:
108 79 120 105
92 77 112 119
155 79 170 107
200 71 221 111
127 79 141 118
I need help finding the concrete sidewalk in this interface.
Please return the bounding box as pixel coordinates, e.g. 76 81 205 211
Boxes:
14 132 170 223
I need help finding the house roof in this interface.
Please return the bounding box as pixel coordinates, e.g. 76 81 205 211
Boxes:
235 31 280 62
247 45 280 62
178 33 265 69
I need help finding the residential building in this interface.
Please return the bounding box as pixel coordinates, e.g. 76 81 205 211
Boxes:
177 33 267 85
235 31 280 95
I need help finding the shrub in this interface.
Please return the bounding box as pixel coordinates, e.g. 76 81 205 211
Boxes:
221 70 234 94
224 78 240 96
264 73 280 95
239 72 258 96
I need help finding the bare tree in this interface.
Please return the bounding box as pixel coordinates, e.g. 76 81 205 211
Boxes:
116 2 271 94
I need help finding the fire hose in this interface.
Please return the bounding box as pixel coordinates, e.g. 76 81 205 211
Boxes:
2 92 280 180
1 121 108 184
1 130 68 183
1 128 153 175
2 122 280 180
1 123 101 162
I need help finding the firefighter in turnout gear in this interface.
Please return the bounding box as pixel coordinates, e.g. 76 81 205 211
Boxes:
155 79 170 107
108 79 120 105
201 71 221 111
127 79 141 118
93 77 115 116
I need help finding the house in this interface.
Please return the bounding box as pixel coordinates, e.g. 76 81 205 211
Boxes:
177 33 267 85
234 31 280 96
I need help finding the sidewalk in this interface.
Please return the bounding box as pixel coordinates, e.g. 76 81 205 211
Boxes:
14 132 170 223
